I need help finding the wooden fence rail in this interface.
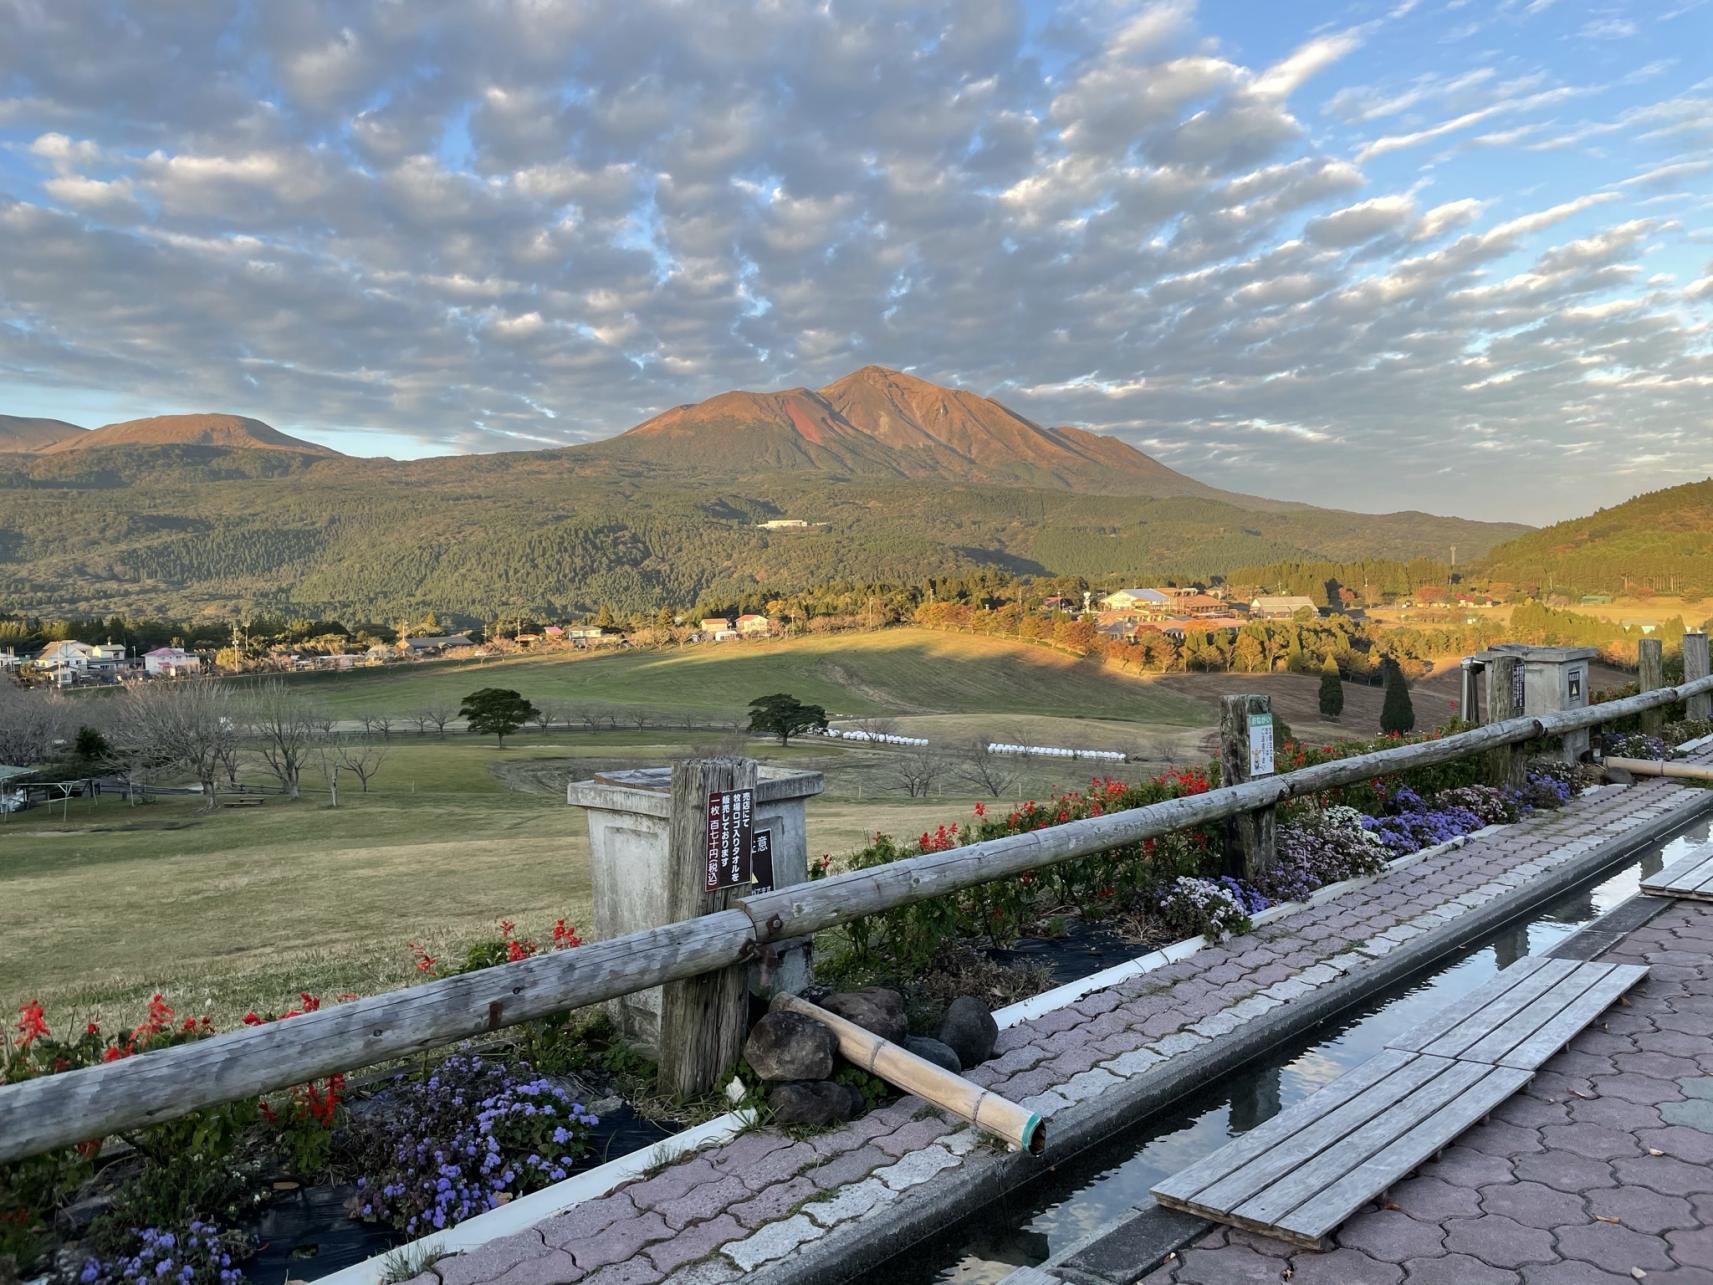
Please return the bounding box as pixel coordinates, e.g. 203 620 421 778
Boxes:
2 673 1710 1165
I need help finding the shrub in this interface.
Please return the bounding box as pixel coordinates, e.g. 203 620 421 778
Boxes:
1262 806 1390 902
77 1221 246 1285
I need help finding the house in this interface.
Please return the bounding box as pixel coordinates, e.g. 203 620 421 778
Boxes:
36 641 101 679
403 634 474 655
0 648 20 672
1102 588 1173 613
1250 596 1320 620
735 613 771 637
142 646 202 676
544 625 565 639
1177 593 1230 618
756 518 811 530
1096 618 1140 641
699 617 737 641
566 626 611 641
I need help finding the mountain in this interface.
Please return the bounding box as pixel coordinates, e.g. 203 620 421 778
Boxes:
1480 478 1713 598
0 414 85 452
42 413 341 457
594 365 1234 499
0 368 1527 622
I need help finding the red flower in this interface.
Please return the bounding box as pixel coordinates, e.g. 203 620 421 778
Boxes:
551 919 582 949
243 1012 265 1026
972 802 986 817
17 999 49 1047
506 938 536 962
409 942 439 974
499 919 516 939
86 1022 101 1036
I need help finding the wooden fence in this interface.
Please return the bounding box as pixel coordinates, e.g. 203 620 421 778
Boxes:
2 672 1712 1165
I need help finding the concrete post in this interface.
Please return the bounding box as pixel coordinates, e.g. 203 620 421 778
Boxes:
1685 633 1711 723
1219 694 1276 881
567 761 824 1059
1459 658 1483 724
1484 654 1525 790
1638 638 1665 736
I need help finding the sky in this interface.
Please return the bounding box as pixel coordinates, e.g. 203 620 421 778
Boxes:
1 0 1710 525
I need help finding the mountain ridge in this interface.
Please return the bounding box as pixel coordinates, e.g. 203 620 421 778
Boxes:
42 413 341 457
0 413 86 452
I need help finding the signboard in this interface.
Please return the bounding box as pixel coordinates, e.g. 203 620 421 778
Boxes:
750 828 775 894
1512 664 1527 714
1247 712 1275 778
1567 669 1584 703
704 787 755 892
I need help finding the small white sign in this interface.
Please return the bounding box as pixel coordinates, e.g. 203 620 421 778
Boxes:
1247 712 1275 777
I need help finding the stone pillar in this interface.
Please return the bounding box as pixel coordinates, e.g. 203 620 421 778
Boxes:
1684 633 1711 723
1478 644 1597 765
1219 694 1276 882
567 762 824 1054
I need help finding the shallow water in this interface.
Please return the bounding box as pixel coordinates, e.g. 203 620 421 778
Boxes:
895 815 1713 1283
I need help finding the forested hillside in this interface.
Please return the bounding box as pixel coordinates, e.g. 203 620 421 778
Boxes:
0 445 1521 623
1480 479 1713 598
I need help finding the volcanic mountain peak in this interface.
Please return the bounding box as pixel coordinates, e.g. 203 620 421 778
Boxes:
0 413 86 452
44 413 342 457
608 364 1222 498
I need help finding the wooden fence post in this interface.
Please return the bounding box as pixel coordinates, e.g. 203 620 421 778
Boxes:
658 756 757 1101
1638 638 1665 736
1683 633 1711 724
1484 655 1524 790
1219 694 1276 881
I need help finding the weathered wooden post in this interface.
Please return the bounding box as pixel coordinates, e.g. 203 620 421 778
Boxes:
658 756 757 1100
1219 694 1276 881
1484 653 1525 789
1638 638 1665 736
1685 633 1711 723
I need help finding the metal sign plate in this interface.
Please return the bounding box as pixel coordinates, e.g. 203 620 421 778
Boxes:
705 787 755 892
1247 712 1275 777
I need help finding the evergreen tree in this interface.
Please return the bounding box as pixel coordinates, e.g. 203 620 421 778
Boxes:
1380 659 1415 734
746 693 829 746
460 688 538 747
1318 657 1344 720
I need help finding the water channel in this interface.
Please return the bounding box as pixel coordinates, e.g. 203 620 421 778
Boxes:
886 815 1713 1283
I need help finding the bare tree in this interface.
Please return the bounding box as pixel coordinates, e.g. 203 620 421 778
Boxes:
852 715 901 740
890 745 945 798
955 740 1016 798
244 677 326 800
630 708 655 732
110 682 237 808
372 713 394 741
531 700 561 735
0 686 73 768
338 738 389 792
422 701 454 738
579 707 604 734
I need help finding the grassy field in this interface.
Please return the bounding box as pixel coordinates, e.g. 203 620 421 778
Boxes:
0 729 1158 1028
241 628 1210 726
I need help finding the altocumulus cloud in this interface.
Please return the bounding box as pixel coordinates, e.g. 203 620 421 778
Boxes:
0 0 1710 521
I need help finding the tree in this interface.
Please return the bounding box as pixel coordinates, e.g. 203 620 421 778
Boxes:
460 688 538 747
0 686 72 767
73 725 111 762
955 740 1016 798
109 682 237 808
245 677 325 799
890 745 945 798
338 738 388 791
1380 658 1416 734
746 693 828 746
1318 658 1345 720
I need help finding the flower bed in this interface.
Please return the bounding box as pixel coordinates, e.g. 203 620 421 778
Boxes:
0 918 680 1285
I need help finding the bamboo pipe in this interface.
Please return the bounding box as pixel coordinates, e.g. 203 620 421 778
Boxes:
773 994 1045 1156
1603 756 1713 783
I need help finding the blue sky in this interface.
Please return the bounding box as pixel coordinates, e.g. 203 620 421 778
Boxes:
1 0 1710 522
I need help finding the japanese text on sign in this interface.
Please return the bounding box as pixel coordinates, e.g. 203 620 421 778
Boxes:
750 828 775 894
1247 711 1275 777
705 787 755 892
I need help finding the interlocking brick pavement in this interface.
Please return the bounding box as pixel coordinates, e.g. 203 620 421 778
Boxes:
405 762 1711 1285
1142 895 1713 1284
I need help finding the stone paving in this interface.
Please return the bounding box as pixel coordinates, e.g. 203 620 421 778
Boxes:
1140 894 1713 1285
410 766 1713 1285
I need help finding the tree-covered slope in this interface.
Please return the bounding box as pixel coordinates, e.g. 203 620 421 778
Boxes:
1479 478 1713 597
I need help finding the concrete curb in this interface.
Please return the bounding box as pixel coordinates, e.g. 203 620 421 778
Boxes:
748 781 1713 1285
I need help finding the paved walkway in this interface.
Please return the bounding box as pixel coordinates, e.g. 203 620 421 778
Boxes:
1141 893 1713 1285
411 766 1713 1285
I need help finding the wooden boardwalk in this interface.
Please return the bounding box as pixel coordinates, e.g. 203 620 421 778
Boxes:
1150 959 1647 1250
1641 844 1713 901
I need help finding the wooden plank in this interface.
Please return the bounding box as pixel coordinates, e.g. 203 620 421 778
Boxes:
1496 965 1648 1069
997 1267 1060 1285
1384 958 1556 1054
1231 1058 1493 1229
1275 1065 1533 1247
1185 1055 1453 1214
1454 963 1616 1065
1642 847 1713 899
1150 1049 1419 1204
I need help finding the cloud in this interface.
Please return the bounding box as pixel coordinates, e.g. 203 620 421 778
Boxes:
0 0 1708 522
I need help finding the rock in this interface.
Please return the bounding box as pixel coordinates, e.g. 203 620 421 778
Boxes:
769 1080 856 1127
55 1191 116 1235
845 1083 869 1117
744 1011 837 1082
821 988 908 1044
903 1036 963 1074
937 996 999 1067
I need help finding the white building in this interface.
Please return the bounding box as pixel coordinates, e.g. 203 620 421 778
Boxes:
143 646 202 676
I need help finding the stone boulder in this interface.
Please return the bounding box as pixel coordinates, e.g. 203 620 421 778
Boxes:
937 996 998 1067
903 1036 963 1074
769 1080 857 1127
744 1011 837 1082
821 988 908 1044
